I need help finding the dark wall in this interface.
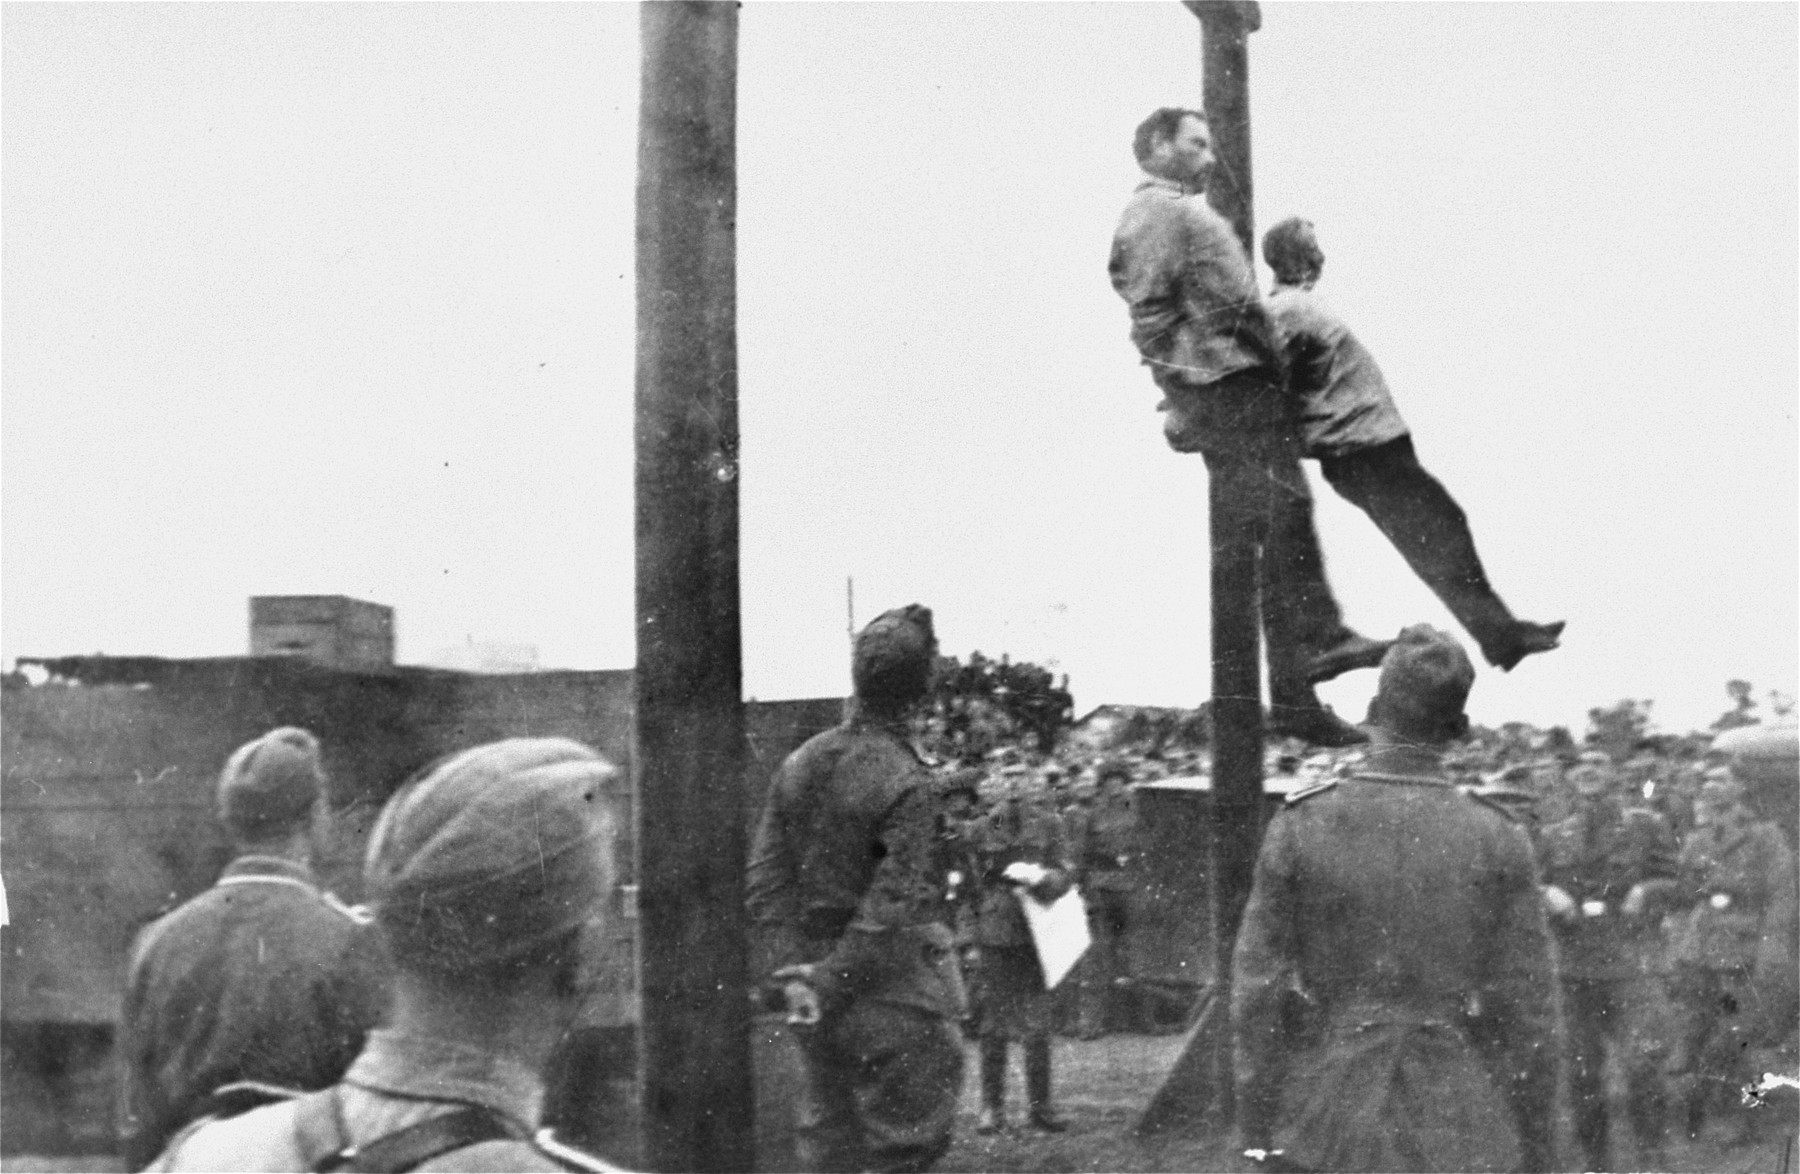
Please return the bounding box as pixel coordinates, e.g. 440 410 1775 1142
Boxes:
0 656 845 1158
1 659 836 1027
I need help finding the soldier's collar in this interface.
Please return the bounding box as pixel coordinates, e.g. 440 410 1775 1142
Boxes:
1352 771 1455 788
220 855 317 885
1355 743 1451 779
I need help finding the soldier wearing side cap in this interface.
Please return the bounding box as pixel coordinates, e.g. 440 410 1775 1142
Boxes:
747 605 968 1174
1231 626 1560 1173
1663 767 1798 1144
1537 750 1681 1170
148 738 629 1172
119 727 390 1170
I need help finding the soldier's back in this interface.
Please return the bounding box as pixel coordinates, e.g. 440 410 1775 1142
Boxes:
122 859 388 1165
1274 777 1535 1000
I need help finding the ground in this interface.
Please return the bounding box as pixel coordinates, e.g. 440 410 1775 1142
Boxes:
936 1034 1794 1174
4 1033 1792 1173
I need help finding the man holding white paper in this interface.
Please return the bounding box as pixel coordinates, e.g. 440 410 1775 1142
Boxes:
966 781 1079 1134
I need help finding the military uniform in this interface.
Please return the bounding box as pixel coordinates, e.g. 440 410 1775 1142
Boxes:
1067 783 1139 1038
966 792 1074 1130
119 854 390 1169
1232 769 1560 1174
1538 792 1680 1169
1665 799 1797 1138
747 711 966 1173
149 738 631 1173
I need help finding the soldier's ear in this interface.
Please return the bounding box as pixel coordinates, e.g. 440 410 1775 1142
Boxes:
1445 713 1471 741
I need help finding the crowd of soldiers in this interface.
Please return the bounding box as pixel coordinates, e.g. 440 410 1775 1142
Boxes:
917 703 1798 1173
107 604 1794 1174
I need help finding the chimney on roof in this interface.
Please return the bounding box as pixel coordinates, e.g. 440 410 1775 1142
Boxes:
249 595 395 669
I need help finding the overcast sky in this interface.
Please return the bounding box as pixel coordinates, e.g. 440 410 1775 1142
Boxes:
4 2 1795 737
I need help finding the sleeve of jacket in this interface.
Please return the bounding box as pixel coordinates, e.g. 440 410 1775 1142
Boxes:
1027 809 1076 902
1064 807 1093 888
1108 196 1184 363
813 781 942 1008
1751 826 1798 1033
745 764 806 977
1477 822 1561 1174
118 928 173 1171
316 919 391 1058
1231 811 1300 1151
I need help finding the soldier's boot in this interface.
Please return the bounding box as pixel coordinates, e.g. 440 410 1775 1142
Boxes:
1673 1074 1706 1141
1024 1036 1068 1132
1569 1055 1610 1173
977 1036 1007 1134
1627 1067 1671 1170
1573 1101 1610 1173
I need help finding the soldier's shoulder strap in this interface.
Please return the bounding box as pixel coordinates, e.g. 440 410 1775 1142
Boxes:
533 1128 634 1172
1283 780 1337 807
1457 785 1522 823
291 1086 525 1174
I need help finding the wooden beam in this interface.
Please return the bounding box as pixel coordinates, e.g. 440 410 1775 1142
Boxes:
1199 0 1264 1137
634 4 754 1170
1138 0 1266 1138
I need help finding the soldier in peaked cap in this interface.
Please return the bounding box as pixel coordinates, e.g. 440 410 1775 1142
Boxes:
1538 746 1681 1170
1232 626 1560 1173
1664 765 1798 1144
1069 759 1140 1040
964 766 1076 1134
149 738 629 1173
748 605 968 1173
120 727 390 1170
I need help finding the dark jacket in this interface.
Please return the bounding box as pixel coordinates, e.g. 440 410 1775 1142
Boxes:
120 855 390 1169
1109 176 1283 389
1067 792 1140 894
1232 772 1560 1173
1670 815 1796 972
966 797 1073 949
746 713 962 1018
1538 798 1679 979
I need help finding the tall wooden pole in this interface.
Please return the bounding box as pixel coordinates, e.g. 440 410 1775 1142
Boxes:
634 4 753 1171
1136 4 1269 1139
1192 0 1263 1134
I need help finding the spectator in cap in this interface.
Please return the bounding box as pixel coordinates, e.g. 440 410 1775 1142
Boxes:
748 605 968 1172
149 738 627 1172
1537 741 1680 1169
964 765 1076 1133
1109 108 1380 748
1232 626 1560 1172
1664 763 1797 1145
1069 759 1140 1040
1261 216 1563 672
119 727 390 1170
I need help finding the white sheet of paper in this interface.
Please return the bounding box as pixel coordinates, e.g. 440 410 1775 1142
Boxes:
1015 885 1091 990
